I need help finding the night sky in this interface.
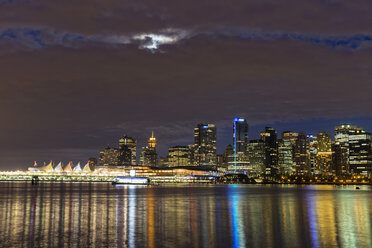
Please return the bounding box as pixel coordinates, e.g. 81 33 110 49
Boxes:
1 0 372 170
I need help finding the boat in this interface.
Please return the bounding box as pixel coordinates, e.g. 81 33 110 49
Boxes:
112 177 150 185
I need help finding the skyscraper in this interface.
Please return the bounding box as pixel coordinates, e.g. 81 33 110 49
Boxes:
278 138 293 174
247 139 266 175
140 132 158 167
168 146 190 167
99 146 119 166
316 131 333 174
293 132 310 174
334 124 372 175
118 134 137 165
260 127 278 175
193 124 217 166
230 117 249 173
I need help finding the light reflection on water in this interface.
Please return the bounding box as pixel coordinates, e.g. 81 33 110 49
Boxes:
0 182 371 248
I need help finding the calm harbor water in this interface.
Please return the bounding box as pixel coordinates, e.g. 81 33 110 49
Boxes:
0 182 371 248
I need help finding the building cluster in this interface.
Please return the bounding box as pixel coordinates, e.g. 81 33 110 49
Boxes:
98 120 372 176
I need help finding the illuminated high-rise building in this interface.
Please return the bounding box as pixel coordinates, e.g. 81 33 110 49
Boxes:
293 132 310 174
99 146 119 166
307 135 318 174
332 142 348 175
349 130 372 175
119 134 137 165
334 124 372 175
168 146 190 167
246 140 265 175
229 117 249 173
260 127 278 175
148 131 156 148
193 124 217 166
316 131 333 174
140 132 158 167
278 138 293 175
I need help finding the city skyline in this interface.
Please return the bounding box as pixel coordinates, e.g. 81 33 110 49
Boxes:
3 117 372 170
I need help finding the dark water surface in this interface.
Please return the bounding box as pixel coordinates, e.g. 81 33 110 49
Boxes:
0 182 371 248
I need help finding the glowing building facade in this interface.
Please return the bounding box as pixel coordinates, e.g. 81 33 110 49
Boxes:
193 124 217 166
99 146 120 166
168 146 190 167
119 135 137 165
260 127 278 175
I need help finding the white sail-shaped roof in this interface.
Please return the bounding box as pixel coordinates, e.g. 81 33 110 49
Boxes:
64 162 73 172
40 161 54 172
82 162 91 172
54 162 63 172
73 162 82 172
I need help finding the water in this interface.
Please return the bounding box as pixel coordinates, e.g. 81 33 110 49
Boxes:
0 182 371 248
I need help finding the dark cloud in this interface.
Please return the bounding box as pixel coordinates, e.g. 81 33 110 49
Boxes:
0 0 372 169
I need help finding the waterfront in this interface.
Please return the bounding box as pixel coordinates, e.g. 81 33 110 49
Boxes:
0 182 371 248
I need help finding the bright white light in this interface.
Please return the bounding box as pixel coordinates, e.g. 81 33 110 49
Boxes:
133 29 188 50
129 169 136 177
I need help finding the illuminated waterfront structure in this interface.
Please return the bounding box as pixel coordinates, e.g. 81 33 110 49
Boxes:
260 127 278 175
119 135 137 165
293 132 310 174
193 124 217 166
99 146 120 166
316 131 333 174
246 140 265 175
168 146 190 167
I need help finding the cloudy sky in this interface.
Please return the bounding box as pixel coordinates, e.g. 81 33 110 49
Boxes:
1 0 372 169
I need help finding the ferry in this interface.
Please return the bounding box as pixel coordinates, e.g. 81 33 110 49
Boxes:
112 177 151 185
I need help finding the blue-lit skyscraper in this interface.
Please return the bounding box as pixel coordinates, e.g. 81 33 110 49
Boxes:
231 117 249 173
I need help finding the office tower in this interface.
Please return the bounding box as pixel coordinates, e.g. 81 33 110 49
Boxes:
99 146 119 166
247 140 266 175
140 132 158 167
193 124 217 166
335 124 372 175
293 132 310 174
307 135 318 174
278 138 293 174
233 117 249 153
349 130 372 175
332 142 348 175
316 131 333 174
260 127 278 175
118 134 137 165
229 117 249 173
168 146 190 167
